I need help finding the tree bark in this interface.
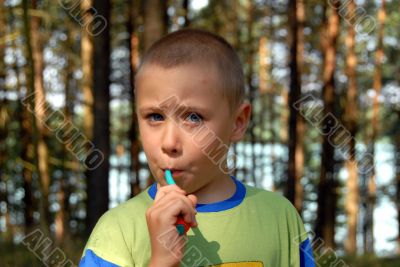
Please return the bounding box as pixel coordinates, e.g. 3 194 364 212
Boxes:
86 0 111 235
143 0 167 51
0 0 5 89
14 28 36 235
0 0 12 241
7 4 35 236
142 0 167 187
280 90 289 150
286 0 305 214
55 20 75 243
81 0 95 235
258 36 269 185
267 10 278 189
396 110 400 254
231 0 241 179
183 0 190 27
128 0 141 197
366 0 386 254
315 1 340 250
23 0 51 234
344 0 359 255
81 0 94 141
245 0 257 186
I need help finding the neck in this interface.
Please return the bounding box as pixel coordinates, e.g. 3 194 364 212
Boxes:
193 173 236 204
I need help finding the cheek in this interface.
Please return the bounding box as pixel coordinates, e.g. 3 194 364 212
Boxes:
142 138 156 154
187 140 224 168
139 128 158 157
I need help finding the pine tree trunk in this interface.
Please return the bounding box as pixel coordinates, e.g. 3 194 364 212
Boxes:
81 0 95 235
0 0 6 185
267 14 278 188
286 0 305 214
268 83 277 190
15 29 35 234
0 0 11 240
86 0 111 235
183 0 190 27
396 110 400 254
232 0 240 51
0 0 5 88
128 0 141 197
10 2 35 233
344 0 359 255
245 0 257 186
23 0 51 234
32 0 51 232
260 23 277 190
366 0 386 254
21 108 34 232
55 21 75 243
280 90 289 150
315 1 340 250
143 0 167 51
142 0 167 187
258 36 269 185
231 0 240 178
81 0 94 141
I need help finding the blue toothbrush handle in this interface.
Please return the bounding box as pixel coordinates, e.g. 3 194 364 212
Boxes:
165 169 191 235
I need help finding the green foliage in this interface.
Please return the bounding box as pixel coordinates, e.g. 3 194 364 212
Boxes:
340 254 400 267
1 242 44 267
1 237 85 267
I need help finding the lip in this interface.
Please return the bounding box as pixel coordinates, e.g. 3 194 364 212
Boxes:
163 168 184 176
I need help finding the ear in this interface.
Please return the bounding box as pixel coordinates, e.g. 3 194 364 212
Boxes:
230 101 252 142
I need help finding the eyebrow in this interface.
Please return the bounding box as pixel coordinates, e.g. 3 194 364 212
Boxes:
138 105 209 116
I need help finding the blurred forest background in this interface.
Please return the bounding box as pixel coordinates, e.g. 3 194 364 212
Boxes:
1 0 400 266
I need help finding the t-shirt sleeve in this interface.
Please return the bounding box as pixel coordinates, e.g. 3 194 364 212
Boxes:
300 238 315 267
292 208 316 267
79 211 134 267
79 249 121 267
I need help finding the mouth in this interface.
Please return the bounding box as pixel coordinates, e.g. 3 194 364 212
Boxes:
162 168 184 177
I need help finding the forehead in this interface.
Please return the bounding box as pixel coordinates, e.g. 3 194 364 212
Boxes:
137 62 219 81
135 63 223 97
135 64 230 114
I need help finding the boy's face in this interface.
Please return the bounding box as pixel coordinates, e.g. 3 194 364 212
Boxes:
135 63 250 200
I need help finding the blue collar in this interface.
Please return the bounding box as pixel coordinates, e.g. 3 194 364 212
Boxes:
147 176 246 212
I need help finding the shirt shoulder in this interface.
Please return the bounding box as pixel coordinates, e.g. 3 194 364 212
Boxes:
81 188 153 266
109 188 153 217
243 185 314 266
244 185 297 212
244 185 307 239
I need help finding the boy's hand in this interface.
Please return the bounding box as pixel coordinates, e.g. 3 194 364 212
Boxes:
146 185 197 267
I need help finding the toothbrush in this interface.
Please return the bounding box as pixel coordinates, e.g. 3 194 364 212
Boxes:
165 169 191 235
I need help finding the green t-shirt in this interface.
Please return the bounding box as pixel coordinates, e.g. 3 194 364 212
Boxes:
80 178 314 267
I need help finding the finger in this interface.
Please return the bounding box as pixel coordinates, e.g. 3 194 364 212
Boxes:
168 199 197 225
154 192 197 217
150 194 197 225
154 188 186 206
186 194 197 209
186 194 198 227
160 184 186 193
154 185 186 203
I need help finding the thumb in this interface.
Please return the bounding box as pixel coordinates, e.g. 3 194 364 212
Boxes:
187 194 197 209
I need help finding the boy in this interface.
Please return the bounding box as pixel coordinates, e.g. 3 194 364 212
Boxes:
80 29 315 267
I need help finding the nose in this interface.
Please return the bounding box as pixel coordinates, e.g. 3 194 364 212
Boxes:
161 122 182 156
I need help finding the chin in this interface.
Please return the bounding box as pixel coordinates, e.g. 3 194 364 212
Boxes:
185 183 205 195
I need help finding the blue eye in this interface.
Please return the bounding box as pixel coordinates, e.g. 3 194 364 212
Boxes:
187 113 202 123
148 113 164 121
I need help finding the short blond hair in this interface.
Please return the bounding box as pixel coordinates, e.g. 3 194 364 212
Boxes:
137 29 245 113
